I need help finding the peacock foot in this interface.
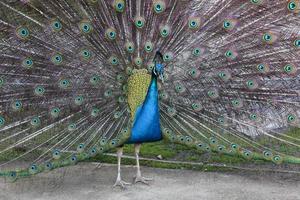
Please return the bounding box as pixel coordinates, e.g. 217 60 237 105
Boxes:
133 175 153 185
113 178 131 189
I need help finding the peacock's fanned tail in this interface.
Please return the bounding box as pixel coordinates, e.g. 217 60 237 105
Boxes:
0 0 299 181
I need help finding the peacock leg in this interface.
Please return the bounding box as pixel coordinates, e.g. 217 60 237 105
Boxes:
133 143 153 184
113 147 131 189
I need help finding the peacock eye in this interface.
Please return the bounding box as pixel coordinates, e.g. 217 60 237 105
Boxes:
210 137 217 144
30 116 41 127
192 48 201 56
247 80 254 87
231 144 238 149
22 58 33 69
294 39 300 47
160 25 170 37
29 164 38 174
273 155 281 163
250 0 263 5
12 100 22 111
114 0 125 12
219 72 225 78
79 21 92 34
118 96 125 103
105 28 117 40
263 33 272 41
68 123 76 131
175 83 185 93
243 150 252 158
90 74 101 85
153 0 166 14
51 53 63 65
53 149 61 159
283 64 295 74
134 16 145 28
114 111 122 119
9 171 17 178
188 17 200 30
91 108 100 117
59 79 70 89
109 56 119 65
231 99 241 107
262 31 277 44
77 143 85 153
134 57 143 66
218 145 225 152
218 117 224 124
249 114 257 121
116 74 124 82
74 96 84 106
263 151 272 158
223 20 231 29
188 68 199 78
105 89 113 97
163 52 173 62
45 162 53 170
287 114 296 122
225 50 232 57
257 64 265 71
80 49 92 60
51 107 60 118
16 27 30 39
0 116 5 127
287 1 298 11
125 41 135 53
51 20 62 31
0 77 4 87
71 155 77 162
34 85 45 96
193 102 203 111
144 41 153 53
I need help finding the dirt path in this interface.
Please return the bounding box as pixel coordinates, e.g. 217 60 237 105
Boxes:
0 163 299 200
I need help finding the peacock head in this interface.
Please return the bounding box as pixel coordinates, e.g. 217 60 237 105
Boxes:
153 51 165 82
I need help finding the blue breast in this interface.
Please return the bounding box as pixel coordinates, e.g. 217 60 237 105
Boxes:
126 77 162 144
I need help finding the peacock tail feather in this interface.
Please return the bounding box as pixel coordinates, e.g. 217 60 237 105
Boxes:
0 0 300 181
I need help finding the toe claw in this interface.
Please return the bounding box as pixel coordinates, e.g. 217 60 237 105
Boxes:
133 176 153 185
113 179 131 189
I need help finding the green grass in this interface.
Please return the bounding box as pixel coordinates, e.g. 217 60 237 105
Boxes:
0 128 299 172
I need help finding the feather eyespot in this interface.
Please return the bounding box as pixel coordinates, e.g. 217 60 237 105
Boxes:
105 27 117 40
153 0 166 14
134 16 145 29
68 123 76 131
50 107 60 118
79 20 93 34
188 17 201 30
0 116 5 127
113 0 125 12
30 117 41 127
51 20 62 31
90 75 101 85
16 27 30 40
125 41 135 53
159 25 170 37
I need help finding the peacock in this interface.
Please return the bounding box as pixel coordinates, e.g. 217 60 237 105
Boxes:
0 0 300 189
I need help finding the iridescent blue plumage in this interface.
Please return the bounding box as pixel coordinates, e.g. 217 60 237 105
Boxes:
127 75 162 144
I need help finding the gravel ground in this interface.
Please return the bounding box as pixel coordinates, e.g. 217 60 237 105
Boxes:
0 163 299 200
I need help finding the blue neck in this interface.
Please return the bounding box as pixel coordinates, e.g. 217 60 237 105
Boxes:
126 73 162 144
